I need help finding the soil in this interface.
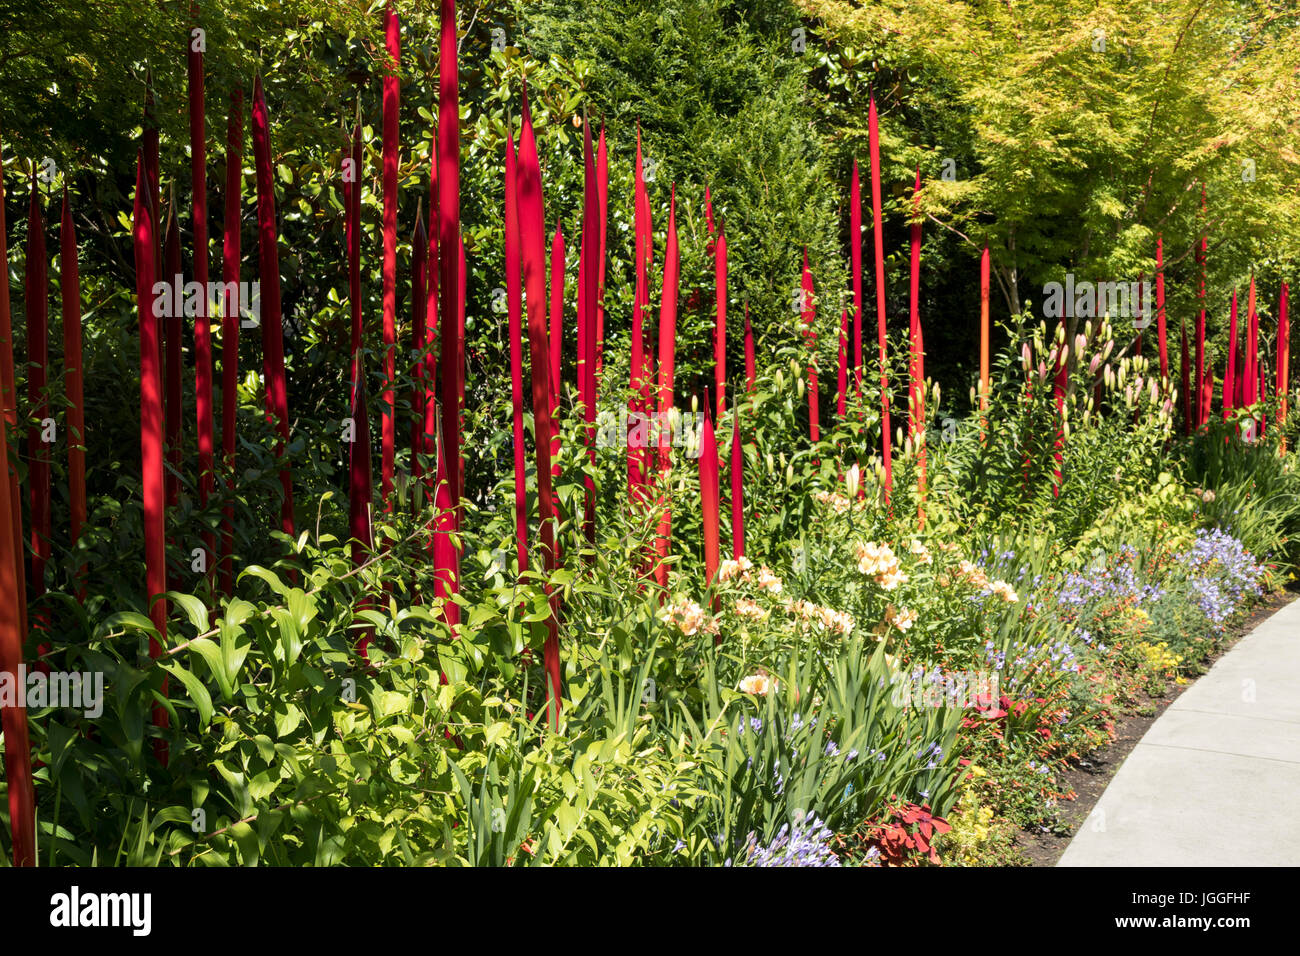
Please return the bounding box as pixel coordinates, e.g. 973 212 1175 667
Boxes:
1013 585 1299 867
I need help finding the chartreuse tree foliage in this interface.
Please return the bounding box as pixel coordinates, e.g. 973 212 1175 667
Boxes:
798 0 1299 372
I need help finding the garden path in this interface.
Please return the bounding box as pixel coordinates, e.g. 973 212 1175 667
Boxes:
1058 597 1300 866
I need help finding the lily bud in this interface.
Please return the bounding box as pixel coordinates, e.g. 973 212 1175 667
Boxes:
845 463 861 499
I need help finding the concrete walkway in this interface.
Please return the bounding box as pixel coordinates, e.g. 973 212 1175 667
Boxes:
1058 596 1300 867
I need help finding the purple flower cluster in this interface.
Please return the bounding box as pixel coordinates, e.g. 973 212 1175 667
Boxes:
1179 528 1265 626
728 811 841 867
1056 557 1165 611
984 638 1084 684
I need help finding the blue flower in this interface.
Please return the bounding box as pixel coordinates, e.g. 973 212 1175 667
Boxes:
733 812 841 867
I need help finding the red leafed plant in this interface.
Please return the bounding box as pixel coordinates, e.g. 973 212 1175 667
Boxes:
860 802 952 865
